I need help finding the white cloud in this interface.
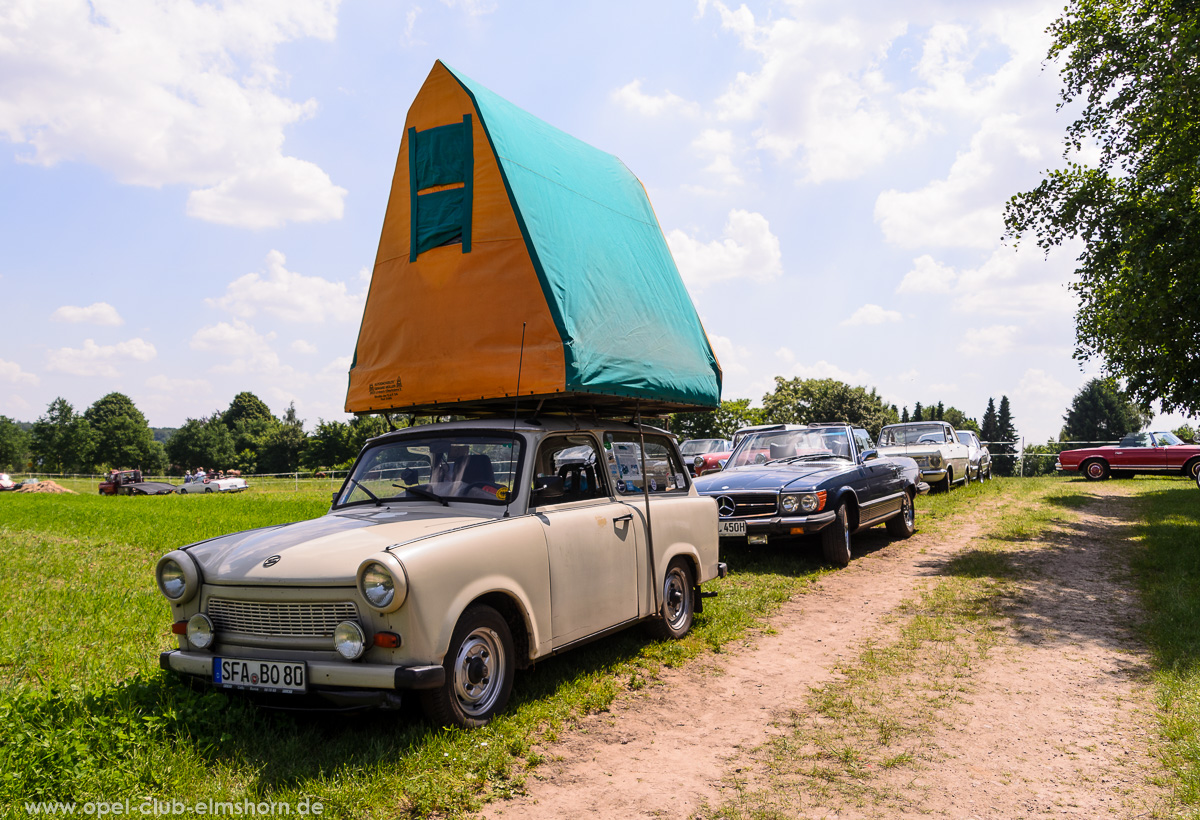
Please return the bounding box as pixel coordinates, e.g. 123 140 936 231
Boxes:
692 129 743 186
189 319 282 375
773 352 873 385
897 255 956 294
45 338 156 377
0 0 345 227
708 333 751 376
0 358 39 386
291 339 318 354
612 79 701 117
953 246 1079 318
1014 368 1073 442
705 1 923 183
841 304 902 327
667 209 782 290
959 324 1020 356
51 302 124 326
207 250 366 323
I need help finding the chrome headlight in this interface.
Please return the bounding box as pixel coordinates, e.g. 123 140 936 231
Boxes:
800 493 820 513
334 621 366 660
929 453 943 468
187 613 214 650
780 494 799 513
155 550 200 604
357 555 409 613
694 455 705 470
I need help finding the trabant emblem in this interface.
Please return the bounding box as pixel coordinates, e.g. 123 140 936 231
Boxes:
716 496 737 518
262 555 281 568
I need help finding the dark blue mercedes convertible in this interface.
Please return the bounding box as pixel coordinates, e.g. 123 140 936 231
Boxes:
692 422 930 566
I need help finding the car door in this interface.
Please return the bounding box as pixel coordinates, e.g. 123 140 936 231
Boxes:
532 434 641 645
1113 432 1151 470
854 427 904 520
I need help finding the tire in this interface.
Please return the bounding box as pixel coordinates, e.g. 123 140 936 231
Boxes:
420 605 514 729
821 502 852 567
885 492 915 539
1083 459 1110 481
205 487 214 493
645 557 695 640
935 470 951 493
982 465 991 481
1185 459 1200 481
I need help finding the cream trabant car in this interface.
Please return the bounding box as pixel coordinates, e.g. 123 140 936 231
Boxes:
156 417 725 727
876 421 970 492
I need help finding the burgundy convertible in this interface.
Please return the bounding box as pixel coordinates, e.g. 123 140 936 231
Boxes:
1056 431 1200 481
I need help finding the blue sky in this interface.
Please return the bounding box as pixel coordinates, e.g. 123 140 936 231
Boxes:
1 0 1191 443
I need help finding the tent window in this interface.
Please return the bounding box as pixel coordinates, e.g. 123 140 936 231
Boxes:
409 115 474 260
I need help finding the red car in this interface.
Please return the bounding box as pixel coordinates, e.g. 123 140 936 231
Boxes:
1056 431 1200 481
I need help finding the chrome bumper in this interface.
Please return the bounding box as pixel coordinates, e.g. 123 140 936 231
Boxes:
719 510 838 539
160 649 444 691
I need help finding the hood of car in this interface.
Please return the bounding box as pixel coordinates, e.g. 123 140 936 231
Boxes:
184 507 491 585
878 444 944 457
693 461 854 491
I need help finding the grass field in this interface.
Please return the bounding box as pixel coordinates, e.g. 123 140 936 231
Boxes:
0 476 1190 817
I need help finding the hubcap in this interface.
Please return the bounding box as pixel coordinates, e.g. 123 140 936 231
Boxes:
904 497 913 526
453 628 504 717
663 568 689 630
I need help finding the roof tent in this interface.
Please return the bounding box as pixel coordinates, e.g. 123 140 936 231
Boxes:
345 61 722 417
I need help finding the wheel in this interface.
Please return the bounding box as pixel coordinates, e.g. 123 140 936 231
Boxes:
821 502 852 567
1083 460 1110 481
421 605 514 728
205 487 214 493
935 470 951 493
885 492 915 539
982 464 991 481
645 557 695 640
1186 459 1200 481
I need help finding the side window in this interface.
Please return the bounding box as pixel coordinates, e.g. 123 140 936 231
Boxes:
853 428 872 455
604 433 690 495
408 115 473 261
533 436 607 503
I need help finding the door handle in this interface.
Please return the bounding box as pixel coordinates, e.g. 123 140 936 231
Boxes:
613 513 634 523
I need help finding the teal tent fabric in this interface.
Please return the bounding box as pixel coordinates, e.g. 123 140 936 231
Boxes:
445 64 721 409
409 115 474 260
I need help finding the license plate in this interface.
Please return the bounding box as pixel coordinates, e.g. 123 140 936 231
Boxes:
213 657 307 693
718 520 747 536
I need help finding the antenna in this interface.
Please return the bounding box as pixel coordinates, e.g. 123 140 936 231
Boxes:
504 322 527 518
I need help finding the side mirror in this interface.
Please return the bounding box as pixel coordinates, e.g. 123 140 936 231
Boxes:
532 475 565 502
331 491 340 506
861 448 879 462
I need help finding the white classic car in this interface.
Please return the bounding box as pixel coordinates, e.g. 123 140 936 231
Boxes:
156 417 725 727
956 429 993 482
177 476 249 494
876 421 970 492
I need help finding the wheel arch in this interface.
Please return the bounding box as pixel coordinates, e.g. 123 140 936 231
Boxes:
1183 457 1200 479
438 579 541 671
830 488 861 531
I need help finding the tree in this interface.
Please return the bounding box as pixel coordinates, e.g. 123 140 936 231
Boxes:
761 378 898 437
981 398 999 442
669 399 764 440
30 398 95 473
942 407 979 433
991 396 1019 477
166 413 236 473
222 391 275 429
303 419 355 470
901 406 910 423
0 416 29 471
258 402 306 474
1004 0 1200 414
1062 378 1152 441
1174 423 1197 443
84 392 163 471
913 403 924 422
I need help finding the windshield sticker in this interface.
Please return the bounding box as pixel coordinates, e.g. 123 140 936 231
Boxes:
611 442 643 481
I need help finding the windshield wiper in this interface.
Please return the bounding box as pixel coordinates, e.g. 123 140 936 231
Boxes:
346 477 382 507
393 483 449 507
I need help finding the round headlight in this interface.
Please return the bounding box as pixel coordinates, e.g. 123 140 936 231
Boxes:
155 551 200 604
334 621 366 660
159 560 186 599
187 613 214 650
780 494 799 513
800 493 819 513
929 453 943 468
357 556 408 613
694 455 705 470
362 562 395 608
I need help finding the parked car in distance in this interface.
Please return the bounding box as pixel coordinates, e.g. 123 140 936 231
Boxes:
99 469 177 496
692 422 929 566
1055 430 1200 481
956 430 992 482
177 476 249 494
691 423 801 477
681 438 733 475
876 421 970 492
0 473 15 491
156 416 726 727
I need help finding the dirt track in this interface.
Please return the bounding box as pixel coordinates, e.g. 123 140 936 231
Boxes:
478 482 1171 819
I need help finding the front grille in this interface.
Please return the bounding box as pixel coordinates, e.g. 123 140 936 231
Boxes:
207 599 358 637
722 493 779 518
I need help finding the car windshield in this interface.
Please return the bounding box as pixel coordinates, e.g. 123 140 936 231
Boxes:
680 439 729 457
879 424 946 446
956 432 975 446
727 428 852 468
336 432 522 507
